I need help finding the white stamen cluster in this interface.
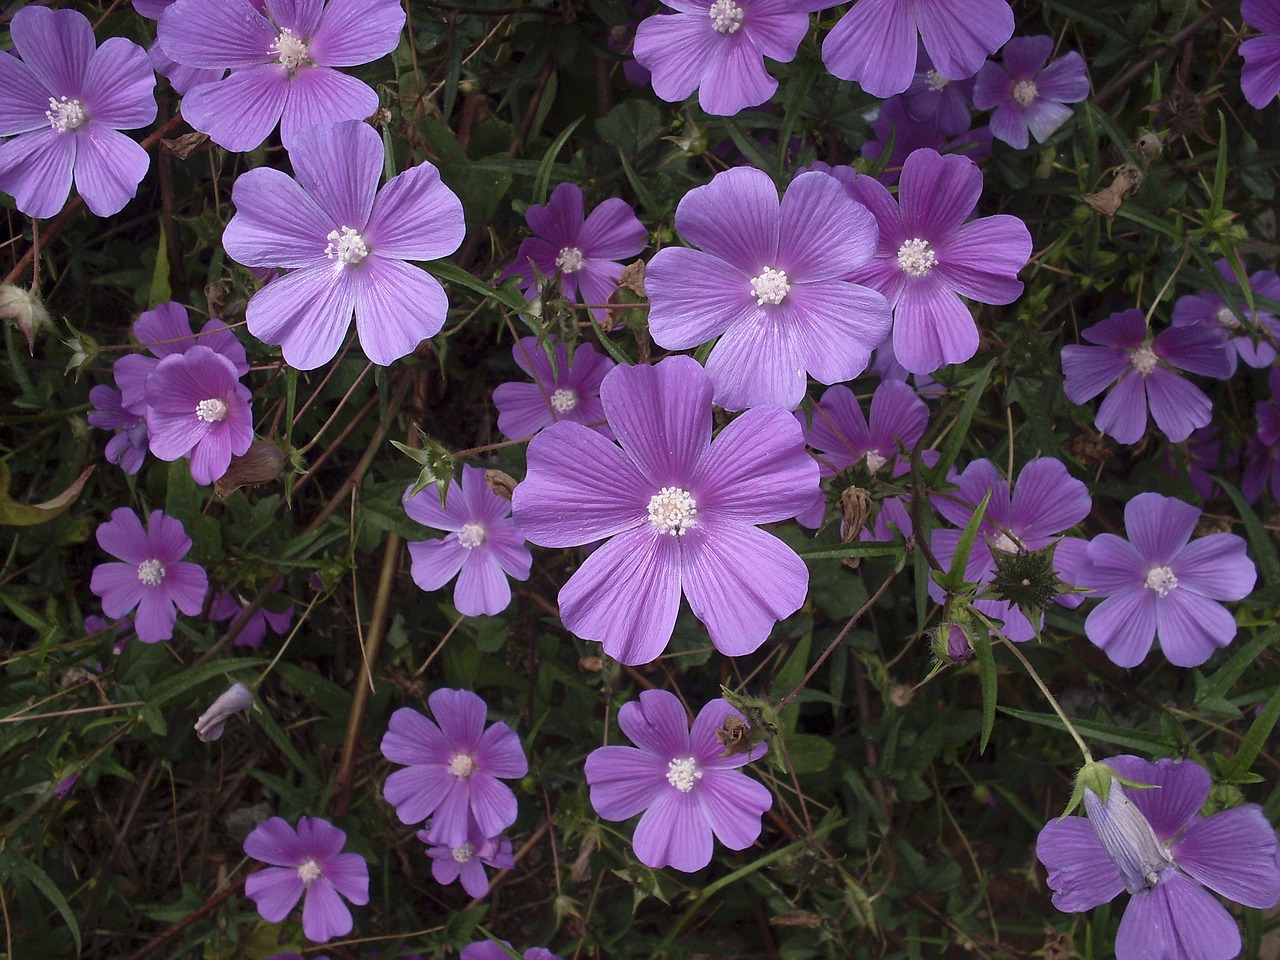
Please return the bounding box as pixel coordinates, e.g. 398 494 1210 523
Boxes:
666 756 703 793
648 487 697 536
925 70 949 93
1012 80 1039 107
457 522 487 549
451 843 475 863
1130 345 1159 376
750 267 790 306
325 226 369 267
1215 305 1241 329
196 398 229 423
1144 566 1178 597
46 97 87 133
709 0 744 34
897 238 937 278
864 450 888 473
297 858 323 883
550 387 578 413
137 558 166 586
449 752 475 778
271 28 310 70
556 246 585 273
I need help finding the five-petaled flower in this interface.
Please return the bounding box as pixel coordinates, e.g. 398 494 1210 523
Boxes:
973 35 1090 150
420 819 515 899
492 337 616 441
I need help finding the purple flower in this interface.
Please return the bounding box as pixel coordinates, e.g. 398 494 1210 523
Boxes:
845 148 1032 375
1241 0 1280 108
821 0 1014 98
88 385 149 475
973 36 1089 150
585 690 771 872
804 381 928 478
243 816 370 943
380 688 528 847
512 357 818 665
145 345 254 485
861 96 993 184
492 338 615 441
1171 258 1280 375
157 0 405 152
0 6 156 219
1244 385 1280 502
1074 493 1256 668
54 774 79 799
223 120 465 370
633 0 828 116
89 508 208 644
502 184 646 324
930 458 1091 640
462 945 561 960
209 588 295 648
403 466 533 617
904 46 975 136
1061 310 1232 445
420 820 514 898
193 682 253 742
1037 756 1280 960
646 168 891 410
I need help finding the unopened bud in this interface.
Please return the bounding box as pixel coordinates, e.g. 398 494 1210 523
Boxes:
214 440 288 498
1082 774 1173 894
930 622 973 663
485 469 517 500
0 284 51 353
194 682 254 742
578 656 604 672
1136 132 1162 159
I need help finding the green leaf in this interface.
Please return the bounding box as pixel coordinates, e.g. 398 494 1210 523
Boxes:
596 100 663 158
4 854 82 954
533 116 583 205
1222 690 1280 781
798 542 904 561
0 461 93 527
1218 479 1280 598
1194 624 1280 712
972 626 997 754
925 359 995 485
999 705 1175 753
145 658 264 710
935 490 991 594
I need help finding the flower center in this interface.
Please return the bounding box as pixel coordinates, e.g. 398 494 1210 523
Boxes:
325 226 369 267
137 559 166 586
750 266 790 306
864 450 888 473
451 842 475 864
648 487 697 536
925 70 949 92
550 387 578 413
1215 305 1240 329
1130 345 1159 376
297 858 322 884
555 246 584 274
271 27 310 71
46 96 87 133
666 756 703 793
196 398 229 423
457 522 487 549
1144 565 1178 597
897 238 937 278
1012 79 1038 107
990 532 1019 553
708 0 744 34
448 752 475 778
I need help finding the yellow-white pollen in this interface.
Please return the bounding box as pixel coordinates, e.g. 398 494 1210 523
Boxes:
1130 345 1159 376
1215 305 1241 329
457 522 487 549
709 0 744 34
137 558 166 586
297 858 322 883
325 226 369 267
666 757 702 793
550 387 578 413
46 96 87 133
1012 79 1038 107
556 246 584 273
271 28 310 70
989 532 1019 553
1144 566 1178 597
648 487 697 536
451 842 475 863
196 398 229 423
864 450 888 473
449 752 475 778
751 267 790 306
897 238 937 278
925 70 949 93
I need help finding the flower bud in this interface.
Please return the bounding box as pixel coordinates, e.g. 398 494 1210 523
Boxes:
0 284 51 352
194 682 254 742
213 440 288 498
485 469 517 500
1082 774 1174 895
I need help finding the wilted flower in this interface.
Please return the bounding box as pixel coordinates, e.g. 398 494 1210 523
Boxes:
0 284 51 352
973 35 1089 149
194 682 253 742
88 385 149 475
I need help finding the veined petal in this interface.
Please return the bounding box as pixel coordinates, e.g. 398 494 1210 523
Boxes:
0 129 75 220
365 161 465 261
289 119 381 229
10 7 96 97
1085 588 1158 668
72 124 151 218
821 0 917 97
158 0 277 69
1036 816 1126 912
585 745 667 821
308 0 405 66
1114 873 1240 960
224 167 332 269
891 277 978 374
246 265 359 370
670 167 779 275
83 38 157 130
633 789 713 872
602 357 713 484
695 406 817 523
352 257 449 365
179 67 289 152
1172 806 1280 909
646 247 758 350
279 68 379 148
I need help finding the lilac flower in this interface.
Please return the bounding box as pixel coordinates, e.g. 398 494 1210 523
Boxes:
1037 756 1280 960
0 6 156 219
193 682 253 742
930 458 1091 640
209 588 295 649
512 357 819 665
88 386 149 475
145 345 254 485
493 338 616 440
633 0 829 116
646 169 891 410
243 816 369 943
89 508 208 644
419 820 514 898
403 466 532 617
1171 258 1280 375
1061 310 1232 445
904 46 975 136
585 690 771 872
845 149 1032 375
973 36 1089 150
502 184 646 324
1074 493 1256 668
54 774 79 799
461 945 561 960
380 688 528 847
222 120 465 370
1241 0 1280 108
821 0 1014 98
861 96 993 184
157 0 405 152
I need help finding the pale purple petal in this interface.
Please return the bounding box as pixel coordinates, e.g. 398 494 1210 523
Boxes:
578 198 647 259
430 688 488 748
91 563 145 619
602 357 713 483
1036 816 1127 912
165 563 209 615
697 767 771 850
323 853 370 905
585 745 666 821
695 406 818 523
245 867 305 922
0 129 76 220
668 166 779 278
83 38 156 130
900 149 982 236
934 215 1031 304
632 789 713 872
244 816 307 865
453 551 513 616
1095 371 1149 445
158 0 276 69
1115 874 1240 960
1172 534 1256 601
1172 806 1280 909
697 31 778 115
408 538 468 592
892 277 978 374
10 7 95 95
645 247 757 349
134 589 179 643
353 257 449 365
1061 344 1130 404
617 689 693 758
245 265 359 370
307 0 405 66
383 765 454 825
224 168 333 269
633 13 720 107
279 68 379 148
915 0 1012 82
301 877 354 942
381 707 453 766
467 773 519 840
1155 590 1238 667
1085 588 1158 668
1104 756 1209 841
789 281 892 387
703 309 804 410
1009 458 1090 538
821 0 918 97
178 67 289 152
288 119 380 227
474 721 527 779
1125 493 1198 564
1022 98 1074 143
0 53 53 136
1242 35 1280 108
365 161 465 261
